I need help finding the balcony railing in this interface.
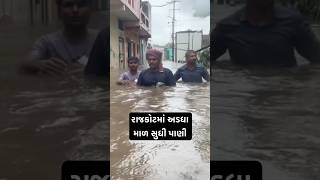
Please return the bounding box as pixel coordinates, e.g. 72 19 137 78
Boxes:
140 10 150 32
118 0 140 19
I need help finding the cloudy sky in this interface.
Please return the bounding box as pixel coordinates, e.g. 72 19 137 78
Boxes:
147 0 210 46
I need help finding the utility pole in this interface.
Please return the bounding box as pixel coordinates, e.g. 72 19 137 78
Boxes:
153 0 178 62
171 0 176 63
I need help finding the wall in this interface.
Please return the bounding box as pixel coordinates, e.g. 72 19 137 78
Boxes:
110 15 121 69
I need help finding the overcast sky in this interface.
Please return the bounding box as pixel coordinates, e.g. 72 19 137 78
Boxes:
147 0 210 46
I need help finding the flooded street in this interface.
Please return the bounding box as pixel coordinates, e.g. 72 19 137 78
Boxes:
0 27 109 180
110 61 210 180
212 4 320 180
212 62 320 180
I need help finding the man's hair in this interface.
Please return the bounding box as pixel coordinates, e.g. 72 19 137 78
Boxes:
56 0 63 7
128 56 139 63
56 0 93 11
56 0 93 19
185 50 197 59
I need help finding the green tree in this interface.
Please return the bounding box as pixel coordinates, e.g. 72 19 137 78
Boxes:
198 49 210 68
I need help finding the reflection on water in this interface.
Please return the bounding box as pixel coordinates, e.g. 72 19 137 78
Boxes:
0 26 109 180
212 62 320 180
111 61 210 180
0 74 109 180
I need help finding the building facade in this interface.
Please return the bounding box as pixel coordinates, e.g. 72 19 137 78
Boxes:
110 0 151 69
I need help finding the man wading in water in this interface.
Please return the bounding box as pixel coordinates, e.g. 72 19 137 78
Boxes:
174 50 210 83
21 0 97 76
212 0 320 66
137 49 176 86
116 56 141 85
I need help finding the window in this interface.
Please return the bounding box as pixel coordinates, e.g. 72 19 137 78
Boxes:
133 43 136 56
119 37 125 69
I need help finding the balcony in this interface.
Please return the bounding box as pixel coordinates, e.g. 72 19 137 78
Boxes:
110 0 139 21
139 10 151 38
110 0 151 38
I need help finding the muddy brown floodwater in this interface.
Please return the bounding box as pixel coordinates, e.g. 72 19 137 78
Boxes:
110 61 210 180
212 61 320 180
212 5 320 179
0 26 109 180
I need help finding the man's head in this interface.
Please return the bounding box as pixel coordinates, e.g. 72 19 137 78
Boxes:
127 56 139 72
146 49 162 70
56 0 92 29
246 0 274 10
185 50 197 65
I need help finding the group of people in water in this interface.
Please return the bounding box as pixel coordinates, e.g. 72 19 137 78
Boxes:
117 49 209 87
19 0 209 86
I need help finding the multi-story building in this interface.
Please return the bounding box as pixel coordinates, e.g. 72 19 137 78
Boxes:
110 0 151 69
139 1 151 66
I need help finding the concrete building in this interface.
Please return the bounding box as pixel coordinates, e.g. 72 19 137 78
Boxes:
139 1 151 66
110 0 151 69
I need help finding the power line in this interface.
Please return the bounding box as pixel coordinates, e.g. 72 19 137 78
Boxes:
151 1 175 7
152 3 170 7
151 0 179 63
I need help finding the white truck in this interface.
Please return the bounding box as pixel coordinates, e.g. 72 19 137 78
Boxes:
175 30 203 63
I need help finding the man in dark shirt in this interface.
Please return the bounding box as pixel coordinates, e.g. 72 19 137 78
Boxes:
212 0 320 66
85 28 108 76
137 49 176 86
174 50 209 83
21 0 98 76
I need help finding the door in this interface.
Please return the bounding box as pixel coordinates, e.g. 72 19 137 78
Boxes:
119 37 125 69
